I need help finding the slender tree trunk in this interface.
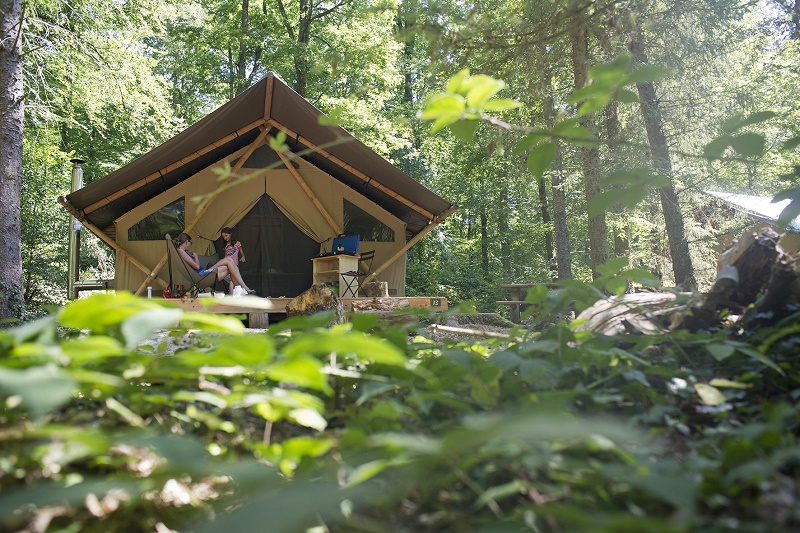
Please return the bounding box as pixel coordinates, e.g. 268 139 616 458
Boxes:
543 49 572 281
499 205 511 279
536 174 554 271
480 204 489 275
275 0 309 96
571 15 608 279
630 38 696 288
604 100 631 259
0 0 24 319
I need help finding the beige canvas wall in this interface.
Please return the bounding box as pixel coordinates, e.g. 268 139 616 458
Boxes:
114 147 409 295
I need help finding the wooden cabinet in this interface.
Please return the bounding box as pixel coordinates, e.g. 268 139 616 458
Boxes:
311 255 359 296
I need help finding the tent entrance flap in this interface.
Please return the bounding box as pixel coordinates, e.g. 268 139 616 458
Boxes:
220 194 319 298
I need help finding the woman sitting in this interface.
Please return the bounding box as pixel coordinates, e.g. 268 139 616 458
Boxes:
174 232 255 294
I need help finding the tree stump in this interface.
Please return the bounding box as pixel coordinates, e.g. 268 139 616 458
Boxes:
361 281 389 297
286 283 345 324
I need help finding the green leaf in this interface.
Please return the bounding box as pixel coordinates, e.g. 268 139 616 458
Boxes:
782 135 800 151
265 355 332 395
174 390 228 409
121 307 184 350
180 311 246 334
345 459 394 487
777 199 800 230
450 119 480 142
526 142 557 178
512 130 550 155
622 268 662 287
730 133 766 157
588 184 652 217
268 130 289 152
446 68 470 94
616 88 639 103
481 98 522 111
605 276 629 296
737 346 784 374
61 336 125 363
283 331 407 366
212 334 275 367
622 65 674 85
706 342 735 361
551 123 595 144
430 113 462 134
0 365 76 417
568 82 612 104
722 111 776 133
476 480 527 508
588 55 631 82
578 94 612 116
703 136 731 158
59 293 170 334
419 94 465 120
288 407 327 431
596 256 630 277
465 77 505 108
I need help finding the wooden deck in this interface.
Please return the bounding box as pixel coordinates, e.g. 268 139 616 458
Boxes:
159 295 448 327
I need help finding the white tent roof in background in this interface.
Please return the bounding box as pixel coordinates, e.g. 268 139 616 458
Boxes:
706 191 800 232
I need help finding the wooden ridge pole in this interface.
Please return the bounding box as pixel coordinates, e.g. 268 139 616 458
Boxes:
271 124 436 221
270 138 341 235
80 119 267 217
132 126 271 295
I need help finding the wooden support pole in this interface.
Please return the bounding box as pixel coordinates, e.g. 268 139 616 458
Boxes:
132 127 271 296
366 206 457 283
58 196 170 290
270 138 342 235
79 119 267 218
271 123 437 221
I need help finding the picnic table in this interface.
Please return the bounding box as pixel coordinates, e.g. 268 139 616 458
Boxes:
497 283 558 323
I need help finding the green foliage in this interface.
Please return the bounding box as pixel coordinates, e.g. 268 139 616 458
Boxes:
1 286 798 531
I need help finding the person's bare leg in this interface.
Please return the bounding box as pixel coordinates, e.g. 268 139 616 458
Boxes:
215 259 252 292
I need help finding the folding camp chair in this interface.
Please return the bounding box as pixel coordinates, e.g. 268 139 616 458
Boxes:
165 234 218 298
340 250 375 297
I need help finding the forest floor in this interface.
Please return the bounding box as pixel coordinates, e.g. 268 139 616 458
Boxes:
138 312 519 355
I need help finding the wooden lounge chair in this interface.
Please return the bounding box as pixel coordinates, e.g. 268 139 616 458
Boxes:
165 234 218 298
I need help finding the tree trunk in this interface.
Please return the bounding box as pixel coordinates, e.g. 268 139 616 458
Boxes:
604 100 631 258
571 15 608 279
0 0 24 319
536 173 554 274
480 204 489 275
543 48 572 281
498 198 511 279
630 38 696 288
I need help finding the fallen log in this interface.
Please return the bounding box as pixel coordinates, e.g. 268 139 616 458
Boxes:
575 227 799 335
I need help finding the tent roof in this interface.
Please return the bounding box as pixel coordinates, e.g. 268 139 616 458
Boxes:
65 72 455 237
705 191 800 232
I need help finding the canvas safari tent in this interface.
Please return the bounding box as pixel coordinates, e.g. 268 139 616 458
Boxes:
59 73 457 298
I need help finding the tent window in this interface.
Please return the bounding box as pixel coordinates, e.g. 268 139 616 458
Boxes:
128 197 185 241
343 199 395 242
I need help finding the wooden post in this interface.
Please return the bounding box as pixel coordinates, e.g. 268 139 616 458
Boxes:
270 139 342 235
